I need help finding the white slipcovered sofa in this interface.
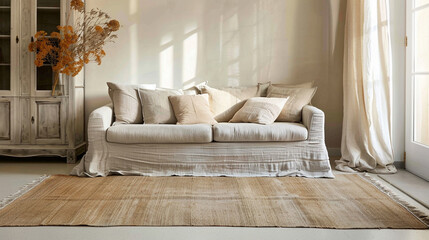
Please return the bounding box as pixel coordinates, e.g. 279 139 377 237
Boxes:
72 104 334 178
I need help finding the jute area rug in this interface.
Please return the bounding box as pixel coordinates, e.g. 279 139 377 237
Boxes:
0 174 428 228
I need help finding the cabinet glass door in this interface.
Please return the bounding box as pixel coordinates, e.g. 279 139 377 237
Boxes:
36 0 61 91
0 0 11 90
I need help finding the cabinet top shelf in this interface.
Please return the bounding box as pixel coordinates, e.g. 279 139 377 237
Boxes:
0 6 11 9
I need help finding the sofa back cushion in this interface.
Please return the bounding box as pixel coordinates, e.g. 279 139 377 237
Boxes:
267 86 317 122
138 88 182 124
230 97 288 125
221 86 258 100
107 82 156 124
183 81 208 95
169 94 217 125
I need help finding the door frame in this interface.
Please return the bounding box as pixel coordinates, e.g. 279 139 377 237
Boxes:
405 0 429 181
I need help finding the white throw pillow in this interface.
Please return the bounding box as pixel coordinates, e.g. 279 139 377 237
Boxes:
183 81 208 95
107 82 156 124
229 97 288 125
138 88 182 124
201 86 242 116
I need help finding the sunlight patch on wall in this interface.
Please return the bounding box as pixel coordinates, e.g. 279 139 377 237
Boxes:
129 23 138 84
228 62 240 87
223 13 240 87
182 32 198 84
129 0 138 15
160 45 174 88
184 23 198 35
161 34 173 46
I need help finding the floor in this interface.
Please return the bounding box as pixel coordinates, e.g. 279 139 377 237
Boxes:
0 157 428 240
380 171 429 208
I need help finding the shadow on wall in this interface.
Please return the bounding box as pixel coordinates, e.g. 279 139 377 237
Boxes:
85 0 346 148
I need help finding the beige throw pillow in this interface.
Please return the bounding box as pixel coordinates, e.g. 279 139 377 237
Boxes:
138 88 182 124
107 82 156 124
169 94 217 125
256 81 314 97
215 100 247 122
267 86 317 122
201 86 242 116
229 97 288 125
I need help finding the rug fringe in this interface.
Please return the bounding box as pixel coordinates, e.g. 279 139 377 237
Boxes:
0 175 50 210
360 173 429 227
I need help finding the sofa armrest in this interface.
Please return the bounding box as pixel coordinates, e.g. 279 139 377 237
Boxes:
87 104 113 142
71 104 113 176
302 105 325 142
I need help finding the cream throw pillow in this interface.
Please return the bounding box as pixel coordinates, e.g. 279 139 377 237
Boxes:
201 86 242 116
169 94 217 125
267 86 317 122
229 97 288 125
215 100 247 122
107 82 156 124
256 81 314 97
138 88 182 124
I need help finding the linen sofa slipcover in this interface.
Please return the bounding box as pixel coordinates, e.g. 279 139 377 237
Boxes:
107 124 213 144
213 122 308 142
72 104 334 178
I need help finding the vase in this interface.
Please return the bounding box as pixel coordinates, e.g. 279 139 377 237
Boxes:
52 71 64 96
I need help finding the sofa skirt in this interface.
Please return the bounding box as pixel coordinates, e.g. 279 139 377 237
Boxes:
72 141 334 178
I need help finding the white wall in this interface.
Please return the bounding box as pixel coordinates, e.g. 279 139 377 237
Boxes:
84 0 346 150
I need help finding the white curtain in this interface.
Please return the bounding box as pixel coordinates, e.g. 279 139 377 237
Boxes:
336 0 397 173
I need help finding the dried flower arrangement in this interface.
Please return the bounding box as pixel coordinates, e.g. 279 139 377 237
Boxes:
28 0 120 95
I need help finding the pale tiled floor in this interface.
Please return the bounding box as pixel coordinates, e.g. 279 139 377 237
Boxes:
0 157 428 240
380 171 429 209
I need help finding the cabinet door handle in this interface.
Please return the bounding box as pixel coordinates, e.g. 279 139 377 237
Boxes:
16 36 19 44
31 116 34 124
31 36 34 42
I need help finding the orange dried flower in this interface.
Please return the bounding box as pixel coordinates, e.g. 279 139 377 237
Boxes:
34 31 47 38
34 58 44 67
28 0 119 86
95 25 104 34
28 42 36 52
107 20 120 31
70 0 84 12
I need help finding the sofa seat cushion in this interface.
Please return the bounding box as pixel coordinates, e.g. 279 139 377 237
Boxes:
107 124 213 144
213 122 308 142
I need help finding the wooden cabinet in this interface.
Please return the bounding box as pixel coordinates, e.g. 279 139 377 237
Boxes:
0 0 85 163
